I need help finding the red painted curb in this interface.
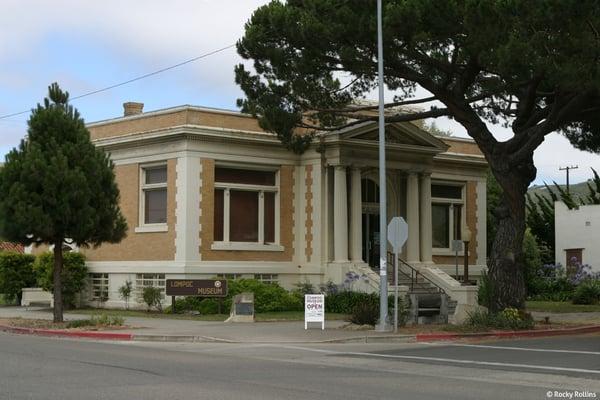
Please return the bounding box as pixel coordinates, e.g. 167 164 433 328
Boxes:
415 325 600 342
0 324 133 341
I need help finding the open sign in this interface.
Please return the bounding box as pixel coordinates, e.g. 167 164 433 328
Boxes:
304 294 325 330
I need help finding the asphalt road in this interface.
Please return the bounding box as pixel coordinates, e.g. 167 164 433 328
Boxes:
1 332 599 400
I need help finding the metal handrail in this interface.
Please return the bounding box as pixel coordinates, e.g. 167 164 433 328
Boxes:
386 252 446 294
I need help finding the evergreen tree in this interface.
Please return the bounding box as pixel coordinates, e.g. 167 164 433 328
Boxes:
235 1 600 311
585 168 600 204
0 83 127 322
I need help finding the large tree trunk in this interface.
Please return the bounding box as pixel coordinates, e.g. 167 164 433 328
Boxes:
53 240 63 323
488 157 536 312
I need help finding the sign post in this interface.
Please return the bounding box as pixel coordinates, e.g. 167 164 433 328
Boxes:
387 216 408 333
452 240 463 280
304 294 325 330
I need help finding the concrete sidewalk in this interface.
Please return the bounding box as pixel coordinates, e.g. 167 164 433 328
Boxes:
0 306 412 343
2 306 600 344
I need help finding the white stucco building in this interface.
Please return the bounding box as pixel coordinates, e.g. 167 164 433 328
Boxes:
555 201 600 272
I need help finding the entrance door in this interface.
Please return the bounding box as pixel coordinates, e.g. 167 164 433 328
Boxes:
362 212 380 269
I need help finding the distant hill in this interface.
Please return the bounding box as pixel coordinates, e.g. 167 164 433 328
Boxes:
527 180 593 202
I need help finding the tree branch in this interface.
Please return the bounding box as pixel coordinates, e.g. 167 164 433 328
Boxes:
513 74 544 134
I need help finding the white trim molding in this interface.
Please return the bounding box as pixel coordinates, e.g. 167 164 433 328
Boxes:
174 155 202 262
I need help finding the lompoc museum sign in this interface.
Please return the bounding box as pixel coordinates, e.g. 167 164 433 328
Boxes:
166 279 228 297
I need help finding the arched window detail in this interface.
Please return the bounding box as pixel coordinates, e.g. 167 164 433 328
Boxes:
361 178 379 203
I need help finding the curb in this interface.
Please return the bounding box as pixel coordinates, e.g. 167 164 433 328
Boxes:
0 324 133 341
3 323 599 344
415 325 600 342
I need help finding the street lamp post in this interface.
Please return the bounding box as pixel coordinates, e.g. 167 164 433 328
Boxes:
375 0 390 331
461 226 472 285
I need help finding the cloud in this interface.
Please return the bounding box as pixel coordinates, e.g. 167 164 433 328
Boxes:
1 0 599 183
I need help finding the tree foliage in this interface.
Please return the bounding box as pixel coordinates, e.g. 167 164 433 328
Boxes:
236 0 600 311
0 252 36 304
34 252 88 309
0 83 127 321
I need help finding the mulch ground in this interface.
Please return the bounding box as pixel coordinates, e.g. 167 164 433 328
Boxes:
0 318 131 331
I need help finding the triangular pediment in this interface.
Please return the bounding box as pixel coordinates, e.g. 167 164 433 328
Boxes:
339 122 449 153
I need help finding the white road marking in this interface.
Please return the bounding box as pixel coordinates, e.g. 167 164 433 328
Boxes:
423 342 600 356
272 345 600 375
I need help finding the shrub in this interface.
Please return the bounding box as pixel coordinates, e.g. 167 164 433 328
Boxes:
527 263 576 301
293 280 316 296
325 291 377 313
67 313 124 328
227 279 302 313
171 279 308 315
0 252 36 304
477 270 493 309
118 280 133 310
572 280 600 305
141 286 163 312
522 229 543 295
465 308 534 331
350 300 379 325
347 293 407 326
170 296 222 314
34 252 88 308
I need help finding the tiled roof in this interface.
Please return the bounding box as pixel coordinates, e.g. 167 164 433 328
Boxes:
0 242 24 253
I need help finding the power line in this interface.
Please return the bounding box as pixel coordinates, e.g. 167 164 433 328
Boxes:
0 43 236 120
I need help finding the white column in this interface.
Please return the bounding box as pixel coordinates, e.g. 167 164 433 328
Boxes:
419 172 433 263
175 155 202 261
350 167 363 262
333 165 349 262
406 172 420 263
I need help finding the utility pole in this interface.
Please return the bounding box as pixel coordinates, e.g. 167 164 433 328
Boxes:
559 165 579 193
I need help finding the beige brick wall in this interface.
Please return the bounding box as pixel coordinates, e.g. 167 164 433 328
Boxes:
432 180 478 265
304 165 313 262
82 159 176 261
89 109 265 141
200 159 295 261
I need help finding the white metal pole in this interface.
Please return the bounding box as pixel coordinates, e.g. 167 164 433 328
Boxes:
394 251 399 333
376 0 389 331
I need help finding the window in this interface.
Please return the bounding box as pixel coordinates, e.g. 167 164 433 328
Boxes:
216 273 244 280
254 274 278 285
431 183 464 250
135 273 165 302
140 165 167 225
88 273 109 301
361 178 380 203
213 166 279 246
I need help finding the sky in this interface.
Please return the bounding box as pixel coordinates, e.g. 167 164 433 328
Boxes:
1 0 599 186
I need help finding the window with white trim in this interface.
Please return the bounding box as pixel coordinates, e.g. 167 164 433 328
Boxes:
216 273 244 281
431 183 464 250
140 164 167 225
213 166 279 245
254 274 279 285
88 273 109 301
135 273 166 301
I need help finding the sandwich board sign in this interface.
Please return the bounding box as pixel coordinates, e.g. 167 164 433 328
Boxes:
304 294 325 330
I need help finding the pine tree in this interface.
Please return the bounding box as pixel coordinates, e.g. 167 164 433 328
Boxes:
236 1 600 311
0 83 127 322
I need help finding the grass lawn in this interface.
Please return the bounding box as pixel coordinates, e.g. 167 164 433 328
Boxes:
73 308 348 322
526 301 600 313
